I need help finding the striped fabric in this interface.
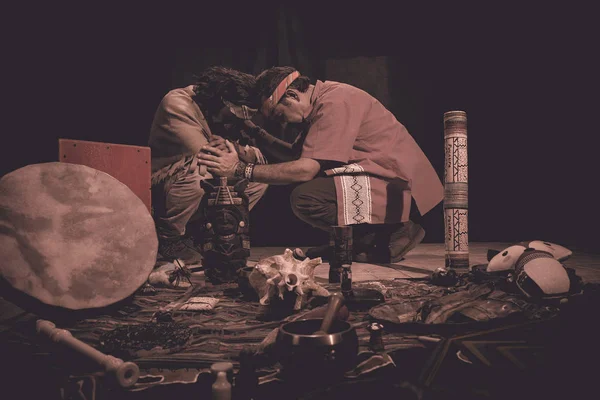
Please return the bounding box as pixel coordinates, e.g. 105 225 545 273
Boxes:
0 275 558 398
0 278 431 397
326 163 374 225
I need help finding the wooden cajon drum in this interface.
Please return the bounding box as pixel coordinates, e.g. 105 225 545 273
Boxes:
58 139 152 213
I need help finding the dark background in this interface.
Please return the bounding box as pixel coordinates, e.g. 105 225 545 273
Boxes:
2 4 598 253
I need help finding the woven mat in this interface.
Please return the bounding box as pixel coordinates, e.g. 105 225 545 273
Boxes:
3 272 583 399
0 275 439 396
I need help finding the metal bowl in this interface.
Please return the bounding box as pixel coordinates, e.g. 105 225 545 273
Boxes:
276 318 358 381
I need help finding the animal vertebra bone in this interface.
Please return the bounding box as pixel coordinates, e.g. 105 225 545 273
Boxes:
249 249 329 310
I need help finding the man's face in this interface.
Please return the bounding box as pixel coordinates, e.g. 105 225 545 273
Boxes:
212 105 235 124
271 91 304 124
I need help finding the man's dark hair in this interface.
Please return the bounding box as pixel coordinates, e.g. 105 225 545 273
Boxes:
193 66 257 116
256 66 311 104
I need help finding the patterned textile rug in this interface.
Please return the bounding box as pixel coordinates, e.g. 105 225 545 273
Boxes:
1 272 598 400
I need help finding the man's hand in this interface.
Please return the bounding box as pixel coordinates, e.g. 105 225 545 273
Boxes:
207 134 229 152
197 140 240 179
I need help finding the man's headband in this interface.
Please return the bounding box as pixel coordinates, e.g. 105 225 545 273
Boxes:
261 70 300 117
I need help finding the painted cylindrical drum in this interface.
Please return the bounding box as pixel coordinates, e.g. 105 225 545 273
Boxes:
443 111 469 268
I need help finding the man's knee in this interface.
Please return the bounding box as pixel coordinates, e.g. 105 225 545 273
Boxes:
164 173 206 208
247 182 269 210
290 180 337 229
290 182 314 216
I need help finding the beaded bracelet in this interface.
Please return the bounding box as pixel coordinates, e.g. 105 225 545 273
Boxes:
244 163 255 181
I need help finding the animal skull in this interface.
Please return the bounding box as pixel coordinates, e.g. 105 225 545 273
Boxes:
249 249 329 310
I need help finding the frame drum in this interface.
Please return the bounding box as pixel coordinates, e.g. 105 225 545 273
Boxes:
0 162 158 310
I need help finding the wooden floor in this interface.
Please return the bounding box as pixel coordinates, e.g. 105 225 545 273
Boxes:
248 242 600 284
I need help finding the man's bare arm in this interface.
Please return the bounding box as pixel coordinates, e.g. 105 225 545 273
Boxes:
251 158 320 184
196 141 320 185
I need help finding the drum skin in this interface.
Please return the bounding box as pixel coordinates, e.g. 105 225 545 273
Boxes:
0 162 158 310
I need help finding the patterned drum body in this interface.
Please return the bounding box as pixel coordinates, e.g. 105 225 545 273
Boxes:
443 111 469 268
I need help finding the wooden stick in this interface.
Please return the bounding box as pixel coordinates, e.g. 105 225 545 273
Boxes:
36 319 140 388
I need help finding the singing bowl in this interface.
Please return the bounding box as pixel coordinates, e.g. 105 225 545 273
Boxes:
276 318 358 379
